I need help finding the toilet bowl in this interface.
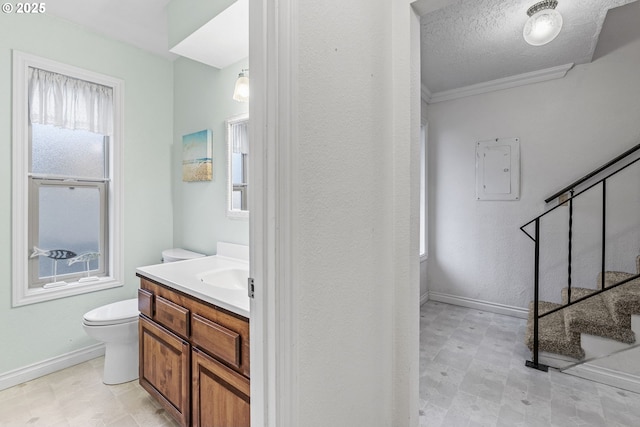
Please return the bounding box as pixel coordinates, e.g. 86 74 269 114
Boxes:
82 298 139 385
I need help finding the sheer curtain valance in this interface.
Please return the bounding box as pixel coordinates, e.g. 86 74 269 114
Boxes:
28 67 113 135
231 120 249 154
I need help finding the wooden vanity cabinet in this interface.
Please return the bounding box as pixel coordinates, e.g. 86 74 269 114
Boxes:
139 316 191 426
137 276 250 427
192 348 250 427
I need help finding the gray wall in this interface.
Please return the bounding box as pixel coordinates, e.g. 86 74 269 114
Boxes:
426 36 640 308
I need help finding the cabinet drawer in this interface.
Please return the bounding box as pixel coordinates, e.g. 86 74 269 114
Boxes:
156 296 190 339
138 288 154 318
192 313 241 369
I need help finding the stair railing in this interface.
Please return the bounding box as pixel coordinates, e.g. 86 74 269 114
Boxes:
544 142 640 203
521 146 640 371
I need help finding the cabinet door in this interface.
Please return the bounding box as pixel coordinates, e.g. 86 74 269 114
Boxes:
139 316 190 427
192 348 250 427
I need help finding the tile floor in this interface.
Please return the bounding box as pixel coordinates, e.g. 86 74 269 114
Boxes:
0 357 178 427
419 301 640 427
2 301 640 426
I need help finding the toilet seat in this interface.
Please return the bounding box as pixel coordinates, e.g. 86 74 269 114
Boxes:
83 298 139 326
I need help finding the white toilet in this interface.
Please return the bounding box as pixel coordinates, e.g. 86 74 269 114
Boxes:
162 248 205 263
82 298 139 385
83 249 205 385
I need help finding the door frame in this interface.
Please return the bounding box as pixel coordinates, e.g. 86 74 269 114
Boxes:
248 0 298 425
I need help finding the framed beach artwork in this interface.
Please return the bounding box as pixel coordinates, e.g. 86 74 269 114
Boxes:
182 129 213 182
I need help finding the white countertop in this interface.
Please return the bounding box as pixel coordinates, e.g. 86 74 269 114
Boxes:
136 255 250 318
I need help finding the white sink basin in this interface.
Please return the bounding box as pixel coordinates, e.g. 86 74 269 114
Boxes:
137 243 251 317
199 268 249 291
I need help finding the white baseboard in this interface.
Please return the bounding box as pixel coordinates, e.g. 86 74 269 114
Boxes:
564 363 640 394
427 291 528 319
0 343 105 391
420 291 429 306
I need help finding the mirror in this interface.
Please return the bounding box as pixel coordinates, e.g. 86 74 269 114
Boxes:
226 114 249 218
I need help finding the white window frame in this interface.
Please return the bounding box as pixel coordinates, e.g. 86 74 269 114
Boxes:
12 50 124 306
226 113 250 219
28 179 108 286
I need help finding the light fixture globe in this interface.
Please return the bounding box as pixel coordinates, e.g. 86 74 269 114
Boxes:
523 0 563 46
233 70 250 102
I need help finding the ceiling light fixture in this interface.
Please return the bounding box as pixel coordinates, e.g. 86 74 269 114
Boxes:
233 69 250 102
523 0 563 46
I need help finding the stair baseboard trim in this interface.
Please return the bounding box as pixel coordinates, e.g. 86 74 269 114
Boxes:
0 343 105 391
564 363 640 394
428 291 528 319
539 352 580 370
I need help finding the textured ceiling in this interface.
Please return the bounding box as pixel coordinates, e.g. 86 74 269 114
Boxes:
41 0 640 91
421 0 637 94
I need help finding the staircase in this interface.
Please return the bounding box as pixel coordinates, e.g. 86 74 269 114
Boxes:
525 259 640 366
520 142 640 392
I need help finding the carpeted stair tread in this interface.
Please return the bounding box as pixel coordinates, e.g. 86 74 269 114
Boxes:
597 271 640 327
561 286 597 305
598 271 638 289
526 258 640 363
561 287 635 344
526 301 584 360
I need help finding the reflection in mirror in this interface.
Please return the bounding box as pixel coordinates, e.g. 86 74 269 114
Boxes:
226 114 249 218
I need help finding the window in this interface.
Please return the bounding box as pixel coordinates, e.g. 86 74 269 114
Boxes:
226 114 249 218
12 51 123 306
232 149 248 210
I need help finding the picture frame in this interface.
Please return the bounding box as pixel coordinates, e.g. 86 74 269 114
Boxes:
182 129 213 182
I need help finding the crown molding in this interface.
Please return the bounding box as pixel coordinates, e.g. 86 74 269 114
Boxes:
425 63 574 104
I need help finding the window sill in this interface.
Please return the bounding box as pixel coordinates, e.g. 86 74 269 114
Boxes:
13 276 123 307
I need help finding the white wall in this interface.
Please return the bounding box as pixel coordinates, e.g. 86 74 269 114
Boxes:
426 37 640 309
172 57 249 255
0 14 174 374
288 0 420 425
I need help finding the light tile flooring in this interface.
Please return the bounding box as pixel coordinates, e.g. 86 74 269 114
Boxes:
3 302 640 426
0 357 178 427
419 301 640 427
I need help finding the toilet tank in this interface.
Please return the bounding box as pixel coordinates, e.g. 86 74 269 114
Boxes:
162 248 205 263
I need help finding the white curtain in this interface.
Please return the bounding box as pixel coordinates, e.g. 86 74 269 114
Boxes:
231 120 249 154
28 67 113 135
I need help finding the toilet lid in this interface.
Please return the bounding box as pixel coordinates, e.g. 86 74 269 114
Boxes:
83 298 139 326
162 248 205 261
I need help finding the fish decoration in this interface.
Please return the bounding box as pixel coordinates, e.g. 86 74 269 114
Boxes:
67 251 100 266
30 247 77 260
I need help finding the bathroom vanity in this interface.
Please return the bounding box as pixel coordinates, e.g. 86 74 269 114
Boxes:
136 247 250 427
